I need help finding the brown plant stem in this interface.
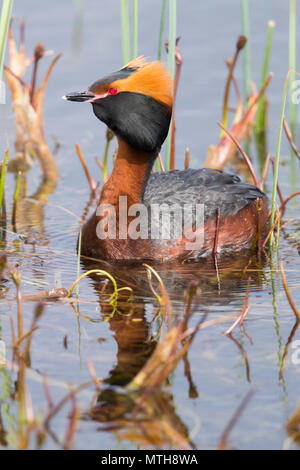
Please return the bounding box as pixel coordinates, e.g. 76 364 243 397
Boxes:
63 391 80 450
30 43 45 106
157 152 165 172
279 191 300 216
180 313 239 340
279 319 300 380
221 35 247 135
75 144 97 193
261 152 270 187
283 116 300 159
226 333 251 382
12 326 39 348
184 148 190 169
224 279 251 336
279 258 300 320
217 121 260 188
165 37 182 170
213 208 221 256
43 373 54 411
44 381 92 428
262 208 280 248
218 388 255 450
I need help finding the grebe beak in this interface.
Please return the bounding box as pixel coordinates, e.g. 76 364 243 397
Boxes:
62 91 95 102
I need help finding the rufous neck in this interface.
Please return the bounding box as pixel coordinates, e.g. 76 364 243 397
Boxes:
99 139 156 208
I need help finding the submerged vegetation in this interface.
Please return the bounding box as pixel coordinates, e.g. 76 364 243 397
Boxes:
0 0 300 451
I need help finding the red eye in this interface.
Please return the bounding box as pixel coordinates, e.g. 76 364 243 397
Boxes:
108 87 118 95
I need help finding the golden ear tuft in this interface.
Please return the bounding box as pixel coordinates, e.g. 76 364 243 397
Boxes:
121 56 149 70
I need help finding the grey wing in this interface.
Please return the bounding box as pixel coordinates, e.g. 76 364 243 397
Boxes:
143 168 265 221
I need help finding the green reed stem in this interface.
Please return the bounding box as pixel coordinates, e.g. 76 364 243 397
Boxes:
0 0 13 82
270 73 289 247
76 228 82 299
120 0 130 65
241 0 250 104
12 171 21 232
220 38 246 137
102 141 110 182
0 148 9 216
132 0 138 58
255 20 275 133
102 129 114 181
155 0 167 176
167 1 176 83
289 0 297 129
157 0 167 61
164 0 176 171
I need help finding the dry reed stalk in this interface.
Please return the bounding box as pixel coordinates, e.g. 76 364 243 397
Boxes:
224 278 251 336
221 35 247 134
283 116 300 159
157 152 165 172
4 21 60 183
279 319 299 380
217 121 260 188
262 208 280 248
218 388 255 450
279 191 300 216
184 147 190 169
260 152 270 186
279 258 300 320
87 360 102 390
75 143 97 193
205 74 272 170
286 398 300 446
63 391 80 450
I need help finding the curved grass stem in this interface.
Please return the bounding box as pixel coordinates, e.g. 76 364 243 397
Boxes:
68 269 118 301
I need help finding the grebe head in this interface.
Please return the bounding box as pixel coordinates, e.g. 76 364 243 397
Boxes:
64 57 173 154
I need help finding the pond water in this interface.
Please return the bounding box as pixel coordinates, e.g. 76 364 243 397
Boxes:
0 0 300 450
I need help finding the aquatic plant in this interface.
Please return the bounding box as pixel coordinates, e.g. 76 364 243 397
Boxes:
0 0 13 82
4 20 60 184
0 148 8 218
164 0 177 170
240 0 251 103
120 0 130 64
255 20 275 133
289 0 297 130
269 72 289 246
157 0 167 61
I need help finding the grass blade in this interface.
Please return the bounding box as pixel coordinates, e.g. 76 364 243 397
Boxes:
164 0 177 171
76 228 82 299
120 0 130 65
241 0 251 104
12 170 21 232
221 36 247 137
255 20 275 133
0 0 13 82
270 72 290 247
157 0 167 61
0 148 9 216
132 0 138 58
289 0 297 129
